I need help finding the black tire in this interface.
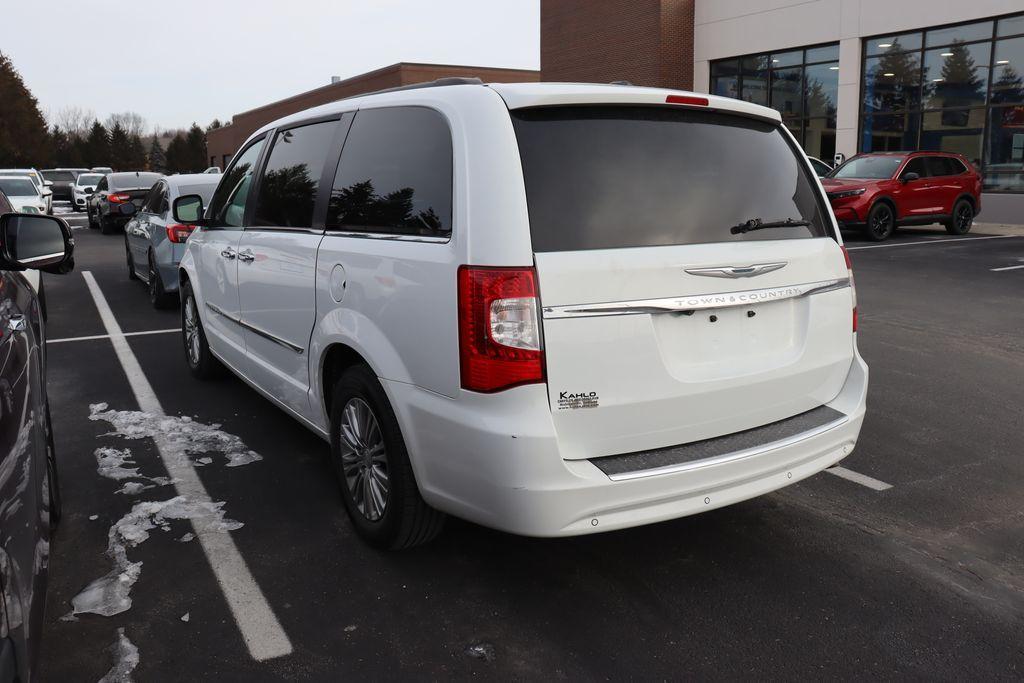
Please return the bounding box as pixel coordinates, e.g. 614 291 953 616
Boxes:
329 365 444 549
180 280 224 379
126 240 139 280
99 213 114 235
87 206 98 229
148 253 176 309
865 202 896 242
45 403 62 530
945 199 974 235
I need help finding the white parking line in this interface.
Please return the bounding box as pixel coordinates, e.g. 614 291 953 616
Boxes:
48 328 180 344
990 264 1024 272
82 271 293 662
846 234 1020 251
825 466 893 491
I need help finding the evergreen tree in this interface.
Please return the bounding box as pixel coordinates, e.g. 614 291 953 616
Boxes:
109 122 130 170
164 133 188 174
84 121 111 167
185 123 207 171
71 134 91 167
147 135 166 172
50 126 71 167
124 133 147 170
0 51 51 166
992 65 1024 105
930 41 984 108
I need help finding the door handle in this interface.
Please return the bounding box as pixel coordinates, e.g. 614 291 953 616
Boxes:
8 315 26 333
237 249 255 263
221 248 236 259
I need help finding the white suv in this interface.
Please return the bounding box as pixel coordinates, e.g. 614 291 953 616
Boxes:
175 80 868 548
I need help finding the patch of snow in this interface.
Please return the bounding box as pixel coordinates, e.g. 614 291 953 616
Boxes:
59 611 78 622
465 642 496 662
89 403 262 468
116 482 152 496
180 612 190 622
71 497 242 617
344 624 357 633
98 628 139 683
95 448 141 481
176 532 194 543
89 515 99 521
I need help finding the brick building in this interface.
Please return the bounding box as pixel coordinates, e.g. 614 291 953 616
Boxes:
206 62 539 167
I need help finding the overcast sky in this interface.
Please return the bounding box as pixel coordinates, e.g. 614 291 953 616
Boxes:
1 0 538 133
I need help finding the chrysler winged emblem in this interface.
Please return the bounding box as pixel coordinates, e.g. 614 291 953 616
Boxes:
684 262 787 279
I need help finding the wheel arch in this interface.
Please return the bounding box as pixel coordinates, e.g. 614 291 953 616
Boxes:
320 343 375 419
953 193 977 212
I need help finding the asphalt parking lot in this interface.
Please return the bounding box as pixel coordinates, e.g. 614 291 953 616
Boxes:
38 202 1024 679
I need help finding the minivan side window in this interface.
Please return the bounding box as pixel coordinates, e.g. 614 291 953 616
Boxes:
326 107 452 239
252 120 338 229
208 138 265 228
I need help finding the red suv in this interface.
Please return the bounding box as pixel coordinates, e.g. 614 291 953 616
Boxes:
823 151 982 241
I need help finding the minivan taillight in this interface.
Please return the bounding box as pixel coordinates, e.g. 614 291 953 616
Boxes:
841 245 857 332
457 266 545 393
166 223 196 243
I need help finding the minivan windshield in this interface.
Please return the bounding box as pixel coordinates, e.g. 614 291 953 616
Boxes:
511 106 830 252
829 156 904 180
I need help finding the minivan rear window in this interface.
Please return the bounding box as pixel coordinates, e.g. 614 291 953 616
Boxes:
511 106 831 252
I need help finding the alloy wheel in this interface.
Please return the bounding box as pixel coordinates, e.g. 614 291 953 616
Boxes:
183 295 201 366
957 204 972 232
871 206 893 239
338 397 389 521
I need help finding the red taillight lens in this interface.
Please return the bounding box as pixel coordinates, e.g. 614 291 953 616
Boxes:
457 266 545 393
166 223 196 243
841 245 857 332
665 95 709 106
108 193 130 204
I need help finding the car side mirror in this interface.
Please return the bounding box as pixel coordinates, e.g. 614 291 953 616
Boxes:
0 213 75 274
901 172 920 183
43 180 53 187
173 194 205 224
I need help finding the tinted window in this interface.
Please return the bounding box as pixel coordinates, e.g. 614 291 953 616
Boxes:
511 106 830 252
903 157 929 177
208 139 265 228
253 120 337 228
77 174 103 186
109 172 161 190
42 170 75 181
327 107 452 238
142 183 163 213
926 156 952 176
0 191 11 213
96 177 107 191
831 155 904 179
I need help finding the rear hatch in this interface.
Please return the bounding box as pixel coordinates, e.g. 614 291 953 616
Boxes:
511 104 855 459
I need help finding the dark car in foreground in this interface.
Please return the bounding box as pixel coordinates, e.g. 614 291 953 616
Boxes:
87 172 162 234
823 151 982 241
0 202 74 683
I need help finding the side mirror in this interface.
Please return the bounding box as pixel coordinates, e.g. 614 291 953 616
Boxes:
901 172 920 183
43 180 53 187
173 194 205 223
0 213 75 274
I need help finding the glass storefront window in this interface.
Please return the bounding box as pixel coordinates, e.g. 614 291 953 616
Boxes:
920 108 985 166
866 32 923 57
992 37 1024 104
770 50 802 68
922 42 990 109
771 67 803 118
860 12 1024 192
998 15 1024 38
803 117 837 161
806 44 840 63
740 55 769 106
926 20 993 47
862 112 919 152
805 62 839 117
984 105 1024 191
863 54 922 112
710 59 740 99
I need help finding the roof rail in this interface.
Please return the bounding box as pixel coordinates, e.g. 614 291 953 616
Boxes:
350 76 483 100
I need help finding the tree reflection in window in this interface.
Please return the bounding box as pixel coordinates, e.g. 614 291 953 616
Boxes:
328 180 444 236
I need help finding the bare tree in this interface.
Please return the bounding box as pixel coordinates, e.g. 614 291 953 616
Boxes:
105 111 147 138
52 105 97 137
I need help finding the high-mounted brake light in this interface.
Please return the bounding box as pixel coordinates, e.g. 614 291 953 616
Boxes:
457 266 544 393
841 246 857 332
665 95 709 106
166 223 196 243
108 193 131 204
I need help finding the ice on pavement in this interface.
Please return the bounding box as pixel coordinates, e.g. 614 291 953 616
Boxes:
95 447 174 495
98 628 139 683
180 612 190 622
71 497 243 617
89 403 262 467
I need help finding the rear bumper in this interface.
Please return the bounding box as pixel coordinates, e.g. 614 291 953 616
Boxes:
386 350 869 537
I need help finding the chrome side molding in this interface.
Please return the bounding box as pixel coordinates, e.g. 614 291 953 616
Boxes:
205 302 305 354
542 278 850 319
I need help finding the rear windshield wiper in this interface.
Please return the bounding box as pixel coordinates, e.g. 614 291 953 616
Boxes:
730 217 812 235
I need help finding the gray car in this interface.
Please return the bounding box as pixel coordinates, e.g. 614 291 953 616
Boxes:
124 173 220 308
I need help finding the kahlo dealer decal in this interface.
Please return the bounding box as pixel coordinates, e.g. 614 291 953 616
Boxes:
558 390 600 410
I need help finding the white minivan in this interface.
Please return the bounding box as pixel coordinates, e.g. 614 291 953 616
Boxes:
175 79 868 548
